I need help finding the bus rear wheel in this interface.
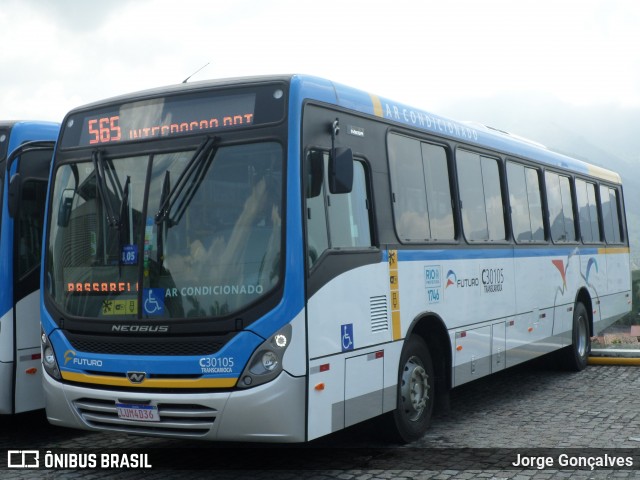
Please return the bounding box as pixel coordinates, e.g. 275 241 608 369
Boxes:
562 302 590 371
386 335 434 443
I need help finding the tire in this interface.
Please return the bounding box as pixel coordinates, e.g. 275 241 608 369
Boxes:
385 335 435 443
563 302 591 371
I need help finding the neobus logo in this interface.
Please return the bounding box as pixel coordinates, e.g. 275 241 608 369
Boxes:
127 371 147 384
111 325 169 333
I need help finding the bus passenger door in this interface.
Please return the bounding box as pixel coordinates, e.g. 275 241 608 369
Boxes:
8 145 53 413
304 149 386 440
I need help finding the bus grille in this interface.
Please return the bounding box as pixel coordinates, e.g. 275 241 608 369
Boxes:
64 331 235 356
73 398 217 437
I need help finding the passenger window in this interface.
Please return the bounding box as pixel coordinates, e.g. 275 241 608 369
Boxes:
422 143 454 240
526 167 545 241
545 172 576 242
388 133 454 242
305 151 373 268
575 179 601 243
600 185 623 243
457 150 505 242
388 134 429 241
507 162 545 243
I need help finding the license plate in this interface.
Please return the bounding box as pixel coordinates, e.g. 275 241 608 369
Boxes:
116 403 160 422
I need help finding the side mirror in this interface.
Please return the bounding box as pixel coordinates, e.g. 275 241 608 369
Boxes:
57 188 75 227
306 150 324 198
329 147 353 194
7 173 22 218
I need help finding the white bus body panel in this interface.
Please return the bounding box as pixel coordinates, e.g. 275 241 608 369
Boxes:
306 261 399 441
0 303 16 413
306 246 630 437
14 290 45 413
0 310 13 363
0 290 45 414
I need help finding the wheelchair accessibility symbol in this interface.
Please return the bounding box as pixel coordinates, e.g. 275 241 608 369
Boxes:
341 324 354 352
143 288 165 316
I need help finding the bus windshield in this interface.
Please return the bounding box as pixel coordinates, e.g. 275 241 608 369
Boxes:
46 141 283 320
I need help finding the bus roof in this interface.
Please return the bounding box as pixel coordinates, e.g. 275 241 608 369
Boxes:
61 74 622 185
292 75 622 185
0 120 60 160
0 120 60 129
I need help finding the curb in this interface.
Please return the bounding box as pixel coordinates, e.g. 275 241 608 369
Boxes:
588 356 640 365
588 348 640 365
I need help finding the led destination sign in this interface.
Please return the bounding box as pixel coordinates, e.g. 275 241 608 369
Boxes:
60 84 286 149
81 94 254 147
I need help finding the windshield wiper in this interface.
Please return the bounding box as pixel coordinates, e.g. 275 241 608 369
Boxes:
154 136 218 227
119 175 131 235
92 150 125 229
155 170 171 266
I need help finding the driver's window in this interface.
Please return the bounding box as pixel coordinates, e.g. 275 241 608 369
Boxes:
17 180 48 278
14 147 52 281
306 152 329 267
305 151 372 269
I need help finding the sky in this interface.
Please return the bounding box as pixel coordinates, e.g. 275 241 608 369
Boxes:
2 0 640 122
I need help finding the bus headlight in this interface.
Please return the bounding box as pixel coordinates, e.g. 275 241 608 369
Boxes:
238 324 291 389
260 351 278 371
41 330 62 380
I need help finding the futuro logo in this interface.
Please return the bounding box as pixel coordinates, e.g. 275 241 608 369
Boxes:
445 270 457 288
64 350 76 366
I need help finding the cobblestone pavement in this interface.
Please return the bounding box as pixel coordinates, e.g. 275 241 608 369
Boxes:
1 362 640 479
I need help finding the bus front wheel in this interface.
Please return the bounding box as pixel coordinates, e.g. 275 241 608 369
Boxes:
386 335 434 443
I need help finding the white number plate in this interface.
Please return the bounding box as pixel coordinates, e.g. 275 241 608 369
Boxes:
116 403 160 422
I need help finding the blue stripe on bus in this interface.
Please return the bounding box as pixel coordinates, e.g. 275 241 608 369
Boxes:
394 247 600 263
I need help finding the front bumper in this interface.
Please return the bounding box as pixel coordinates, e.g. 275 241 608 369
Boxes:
44 370 306 442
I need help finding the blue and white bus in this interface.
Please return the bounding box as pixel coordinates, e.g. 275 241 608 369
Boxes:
41 76 630 442
0 121 58 414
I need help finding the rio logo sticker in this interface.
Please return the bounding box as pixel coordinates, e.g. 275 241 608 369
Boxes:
424 265 441 304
